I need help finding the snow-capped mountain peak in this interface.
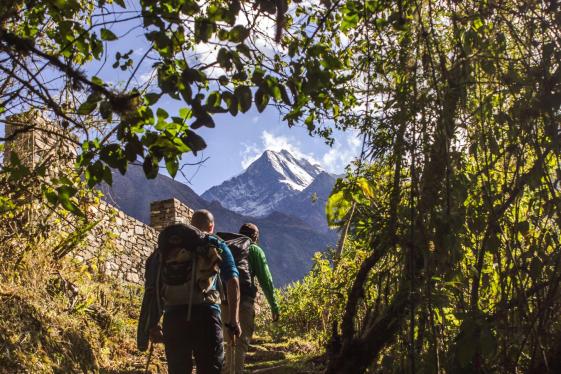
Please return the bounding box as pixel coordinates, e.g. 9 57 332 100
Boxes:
254 150 322 191
202 150 323 217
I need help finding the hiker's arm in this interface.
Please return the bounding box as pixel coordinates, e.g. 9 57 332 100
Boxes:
226 276 241 330
252 245 280 319
217 240 241 337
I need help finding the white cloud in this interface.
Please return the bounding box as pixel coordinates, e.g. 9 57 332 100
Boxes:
262 131 320 164
184 4 283 80
241 142 262 168
240 129 362 172
321 131 362 173
190 42 227 79
138 68 156 86
240 130 320 168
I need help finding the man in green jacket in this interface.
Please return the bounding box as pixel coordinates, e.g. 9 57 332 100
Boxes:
222 223 279 374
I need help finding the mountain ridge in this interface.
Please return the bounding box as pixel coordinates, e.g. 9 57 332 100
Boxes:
201 150 324 217
101 155 337 285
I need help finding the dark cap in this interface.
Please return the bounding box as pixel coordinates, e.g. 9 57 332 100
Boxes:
239 223 259 243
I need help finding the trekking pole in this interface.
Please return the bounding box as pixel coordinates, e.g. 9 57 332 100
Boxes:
144 342 154 374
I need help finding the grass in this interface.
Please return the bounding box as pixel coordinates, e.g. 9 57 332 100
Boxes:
0 251 167 374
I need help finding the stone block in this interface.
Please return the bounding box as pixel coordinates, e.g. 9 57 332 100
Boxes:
126 272 140 284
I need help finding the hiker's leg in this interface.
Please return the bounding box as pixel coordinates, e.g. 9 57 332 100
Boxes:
163 311 194 374
221 304 235 374
194 308 224 374
234 299 256 374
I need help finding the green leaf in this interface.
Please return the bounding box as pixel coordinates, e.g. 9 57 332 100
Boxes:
102 166 113 185
356 178 374 199
179 107 192 119
255 87 269 113
78 101 97 115
304 114 315 132
99 101 112 120
182 130 207 156
180 84 192 103
191 113 215 129
237 44 251 58
206 91 221 107
217 48 232 70
229 25 249 43
323 54 343 69
145 92 162 105
143 155 159 179
157 107 169 120
181 68 204 84
222 91 238 116
181 0 200 15
194 18 215 43
278 85 291 105
100 28 118 41
218 75 229 85
235 86 252 113
91 76 105 87
124 136 143 162
45 190 58 205
57 185 81 214
326 190 352 227
165 156 179 178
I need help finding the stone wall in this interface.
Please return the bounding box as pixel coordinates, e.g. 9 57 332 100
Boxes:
3 110 76 171
2 112 195 285
150 198 194 232
80 198 193 284
74 198 192 284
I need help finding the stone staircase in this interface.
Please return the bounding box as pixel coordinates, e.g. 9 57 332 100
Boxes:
244 335 325 373
140 335 325 373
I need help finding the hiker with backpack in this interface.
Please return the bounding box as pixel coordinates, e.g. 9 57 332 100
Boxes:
137 209 241 374
218 223 279 374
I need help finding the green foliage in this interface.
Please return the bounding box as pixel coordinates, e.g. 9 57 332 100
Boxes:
4 0 561 372
269 246 372 346
0 168 165 372
269 1 561 371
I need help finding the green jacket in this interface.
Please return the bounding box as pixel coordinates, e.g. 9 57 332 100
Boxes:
248 243 279 315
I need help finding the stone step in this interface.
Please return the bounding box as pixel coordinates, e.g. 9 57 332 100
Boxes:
245 349 286 363
251 365 299 374
251 335 271 345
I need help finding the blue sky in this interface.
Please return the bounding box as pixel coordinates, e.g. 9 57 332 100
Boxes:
86 8 361 194
1 5 361 195
174 107 361 194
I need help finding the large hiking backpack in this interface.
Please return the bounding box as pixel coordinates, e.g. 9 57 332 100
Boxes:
137 224 223 351
216 232 256 299
158 224 223 309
